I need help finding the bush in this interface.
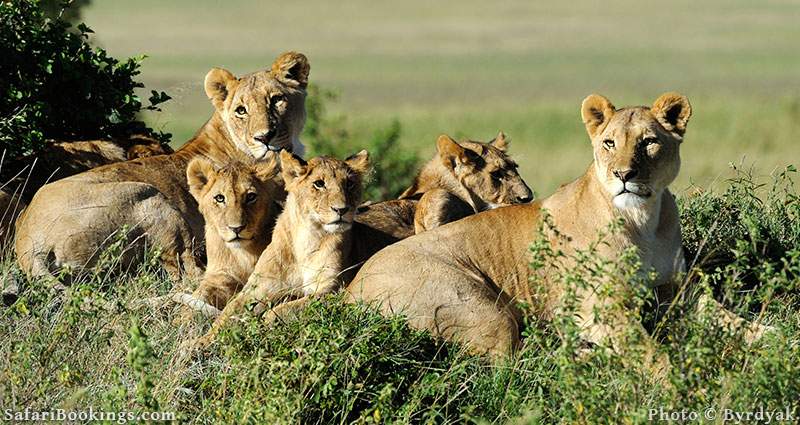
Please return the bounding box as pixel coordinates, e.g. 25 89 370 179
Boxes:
303 85 419 201
0 0 170 159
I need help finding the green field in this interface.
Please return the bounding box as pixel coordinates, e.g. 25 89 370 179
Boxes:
83 0 800 195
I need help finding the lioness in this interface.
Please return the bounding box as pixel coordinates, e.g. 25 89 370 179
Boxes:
175 154 282 314
399 132 533 233
194 150 369 347
347 93 768 373
14 52 310 280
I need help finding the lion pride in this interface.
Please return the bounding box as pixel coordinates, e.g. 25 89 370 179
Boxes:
14 52 310 281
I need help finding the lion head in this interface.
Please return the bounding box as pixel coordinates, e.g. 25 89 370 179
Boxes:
186 154 281 248
581 92 691 210
436 133 533 208
280 150 370 233
204 51 310 160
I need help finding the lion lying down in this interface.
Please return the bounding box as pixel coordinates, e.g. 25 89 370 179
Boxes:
346 92 771 375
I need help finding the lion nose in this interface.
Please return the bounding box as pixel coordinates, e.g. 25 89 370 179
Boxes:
253 129 276 144
331 206 349 216
228 224 245 235
613 169 638 182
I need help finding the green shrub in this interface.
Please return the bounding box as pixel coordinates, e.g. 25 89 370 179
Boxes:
0 0 170 159
303 85 419 201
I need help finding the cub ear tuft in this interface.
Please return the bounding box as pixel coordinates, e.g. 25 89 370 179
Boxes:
271 51 310 89
345 150 370 175
580 94 616 139
651 92 692 138
204 68 238 111
186 157 217 200
490 131 509 152
279 150 308 185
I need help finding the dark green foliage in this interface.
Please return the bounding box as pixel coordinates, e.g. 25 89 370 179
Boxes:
303 85 420 201
680 165 800 311
0 0 170 159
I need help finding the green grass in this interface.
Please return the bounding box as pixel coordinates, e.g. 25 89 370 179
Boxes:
81 0 800 195
0 168 798 423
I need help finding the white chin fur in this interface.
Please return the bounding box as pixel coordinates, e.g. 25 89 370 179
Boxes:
250 144 270 160
323 222 351 233
225 240 243 248
613 193 648 210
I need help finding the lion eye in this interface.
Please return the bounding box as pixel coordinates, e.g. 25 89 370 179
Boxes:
245 192 257 204
603 139 615 150
235 106 247 115
313 179 325 189
214 194 225 203
490 171 504 181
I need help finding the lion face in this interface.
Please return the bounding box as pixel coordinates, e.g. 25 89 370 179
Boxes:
437 133 533 208
581 92 692 210
187 155 281 246
204 52 310 160
280 150 370 233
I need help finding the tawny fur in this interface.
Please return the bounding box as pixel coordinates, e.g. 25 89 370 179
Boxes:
181 155 282 313
194 150 369 348
347 92 770 377
399 132 532 233
14 52 310 281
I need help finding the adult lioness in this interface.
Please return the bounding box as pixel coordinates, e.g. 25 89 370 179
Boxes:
347 92 767 372
14 52 310 280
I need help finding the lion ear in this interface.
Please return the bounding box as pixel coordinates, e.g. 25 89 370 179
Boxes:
254 152 280 183
437 134 469 170
280 150 307 186
345 150 370 175
652 92 692 138
581 94 616 139
204 68 238 111
271 51 310 89
490 131 509 152
186 158 216 200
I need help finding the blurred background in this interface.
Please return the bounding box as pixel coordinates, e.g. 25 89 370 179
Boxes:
82 0 799 196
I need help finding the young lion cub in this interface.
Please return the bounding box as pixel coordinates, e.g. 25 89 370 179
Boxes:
178 154 282 315
399 133 533 233
193 149 369 347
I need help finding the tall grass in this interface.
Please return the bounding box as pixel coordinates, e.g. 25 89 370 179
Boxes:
1 165 797 423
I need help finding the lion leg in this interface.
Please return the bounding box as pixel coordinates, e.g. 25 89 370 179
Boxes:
696 293 774 344
574 295 670 379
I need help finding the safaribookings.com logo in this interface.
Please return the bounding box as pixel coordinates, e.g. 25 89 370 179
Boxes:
4 407 176 423
649 406 796 423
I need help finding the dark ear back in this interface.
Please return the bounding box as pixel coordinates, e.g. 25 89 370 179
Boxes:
271 51 310 89
580 94 616 138
186 157 216 200
651 92 692 138
204 68 238 110
280 150 308 186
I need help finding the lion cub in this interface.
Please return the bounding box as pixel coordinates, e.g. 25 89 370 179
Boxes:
193 149 369 347
178 154 282 315
399 133 533 233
